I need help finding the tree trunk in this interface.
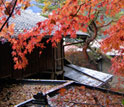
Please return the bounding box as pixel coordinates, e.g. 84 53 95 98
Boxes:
82 21 98 69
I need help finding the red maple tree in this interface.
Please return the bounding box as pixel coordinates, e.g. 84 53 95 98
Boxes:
0 0 124 75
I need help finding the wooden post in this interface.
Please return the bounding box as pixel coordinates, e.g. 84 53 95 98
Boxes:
51 47 56 79
61 39 64 79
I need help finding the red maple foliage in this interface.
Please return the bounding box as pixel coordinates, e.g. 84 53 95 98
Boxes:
0 0 124 76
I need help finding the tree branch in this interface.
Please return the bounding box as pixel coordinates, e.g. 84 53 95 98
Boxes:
82 21 98 61
0 0 17 32
73 3 85 17
98 20 117 29
1 0 11 15
87 21 98 44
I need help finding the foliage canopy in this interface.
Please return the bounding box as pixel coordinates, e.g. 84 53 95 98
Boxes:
0 0 124 76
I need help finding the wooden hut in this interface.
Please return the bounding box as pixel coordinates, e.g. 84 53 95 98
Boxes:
0 10 88 79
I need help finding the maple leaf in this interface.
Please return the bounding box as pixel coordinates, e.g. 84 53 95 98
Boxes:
90 14 95 20
11 51 17 56
39 51 42 55
80 86 85 90
81 27 87 32
77 86 85 91
8 23 15 35
58 88 66 96
13 57 18 62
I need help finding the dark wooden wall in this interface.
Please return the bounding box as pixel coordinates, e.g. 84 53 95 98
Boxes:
0 38 64 79
0 42 12 78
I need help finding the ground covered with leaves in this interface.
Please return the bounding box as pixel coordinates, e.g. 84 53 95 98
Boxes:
0 82 124 107
48 85 124 107
0 83 58 107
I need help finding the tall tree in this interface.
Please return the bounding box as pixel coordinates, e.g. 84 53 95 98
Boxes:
34 0 123 75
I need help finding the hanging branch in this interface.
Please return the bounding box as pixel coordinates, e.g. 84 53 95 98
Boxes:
2 0 8 13
98 20 117 29
0 0 18 32
73 3 85 17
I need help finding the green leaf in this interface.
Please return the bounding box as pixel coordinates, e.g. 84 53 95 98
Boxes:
122 99 124 105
